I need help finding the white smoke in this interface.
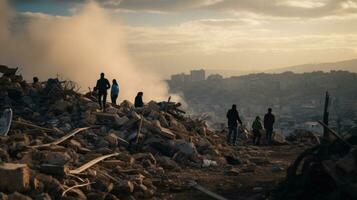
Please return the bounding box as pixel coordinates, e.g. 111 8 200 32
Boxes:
0 0 179 102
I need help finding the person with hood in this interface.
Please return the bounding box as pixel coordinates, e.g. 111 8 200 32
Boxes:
111 79 119 105
252 116 263 145
95 73 110 112
226 104 243 146
134 92 144 108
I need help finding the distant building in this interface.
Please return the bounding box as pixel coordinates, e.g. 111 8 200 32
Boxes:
170 69 206 82
171 73 185 82
207 74 223 81
190 69 205 81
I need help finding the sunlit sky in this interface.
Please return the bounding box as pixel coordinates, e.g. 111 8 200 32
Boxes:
10 0 357 74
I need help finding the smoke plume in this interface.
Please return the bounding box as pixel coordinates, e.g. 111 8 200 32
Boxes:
0 0 177 102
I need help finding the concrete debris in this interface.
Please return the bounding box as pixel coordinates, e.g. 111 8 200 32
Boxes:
0 69 304 199
273 127 357 200
0 163 30 192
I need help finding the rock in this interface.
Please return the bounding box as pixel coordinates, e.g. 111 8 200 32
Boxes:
95 139 110 148
40 164 69 177
104 194 120 200
202 159 218 168
336 152 356 174
34 193 52 200
249 157 269 165
52 100 72 113
104 133 118 147
86 192 106 200
45 152 71 165
272 165 284 172
94 112 127 127
134 153 157 165
92 179 113 193
226 168 240 175
175 140 198 157
8 192 32 200
112 180 134 194
0 163 30 192
116 116 130 126
157 156 179 170
225 155 242 165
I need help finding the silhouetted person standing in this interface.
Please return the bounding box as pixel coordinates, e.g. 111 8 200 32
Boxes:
32 77 42 90
264 108 275 144
226 104 243 146
134 92 144 108
96 73 110 112
111 79 119 105
252 116 263 145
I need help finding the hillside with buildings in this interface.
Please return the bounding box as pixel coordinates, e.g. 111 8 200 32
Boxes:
168 70 357 135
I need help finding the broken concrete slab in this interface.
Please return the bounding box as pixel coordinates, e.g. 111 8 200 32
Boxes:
0 163 30 192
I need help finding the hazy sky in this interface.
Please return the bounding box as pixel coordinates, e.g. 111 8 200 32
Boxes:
10 0 357 74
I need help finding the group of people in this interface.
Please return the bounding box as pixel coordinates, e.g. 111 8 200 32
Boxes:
226 105 275 146
96 73 275 145
95 73 119 111
95 73 144 112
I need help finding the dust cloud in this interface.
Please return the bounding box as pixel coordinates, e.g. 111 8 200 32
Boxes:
0 0 178 102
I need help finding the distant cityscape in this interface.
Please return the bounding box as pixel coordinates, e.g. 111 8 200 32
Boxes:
170 69 223 83
168 69 357 136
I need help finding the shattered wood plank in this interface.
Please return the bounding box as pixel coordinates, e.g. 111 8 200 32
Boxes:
136 115 143 144
69 153 119 174
62 181 93 197
318 121 351 148
12 120 55 132
32 127 91 148
189 181 228 200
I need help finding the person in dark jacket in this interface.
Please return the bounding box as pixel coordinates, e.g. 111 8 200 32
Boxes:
134 92 144 108
95 73 110 112
252 116 263 145
264 108 275 144
111 79 119 105
226 104 243 145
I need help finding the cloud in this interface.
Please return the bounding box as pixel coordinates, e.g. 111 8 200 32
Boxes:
12 0 357 18
101 0 357 19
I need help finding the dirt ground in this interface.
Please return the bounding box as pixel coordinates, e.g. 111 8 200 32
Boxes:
162 144 308 200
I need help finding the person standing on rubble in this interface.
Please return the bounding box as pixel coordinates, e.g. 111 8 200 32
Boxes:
252 116 263 145
264 108 275 144
111 79 119 105
32 77 42 90
226 104 243 146
95 73 110 112
134 92 144 108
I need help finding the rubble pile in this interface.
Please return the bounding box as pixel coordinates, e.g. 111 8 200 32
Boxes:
0 70 282 199
272 127 357 200
285 129 321 146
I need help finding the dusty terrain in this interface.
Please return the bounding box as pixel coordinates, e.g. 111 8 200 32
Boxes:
163 144 308 200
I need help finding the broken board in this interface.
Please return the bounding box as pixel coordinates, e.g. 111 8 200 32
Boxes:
0 108 12 136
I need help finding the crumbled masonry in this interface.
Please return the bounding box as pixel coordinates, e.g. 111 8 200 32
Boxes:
0 67 356 200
